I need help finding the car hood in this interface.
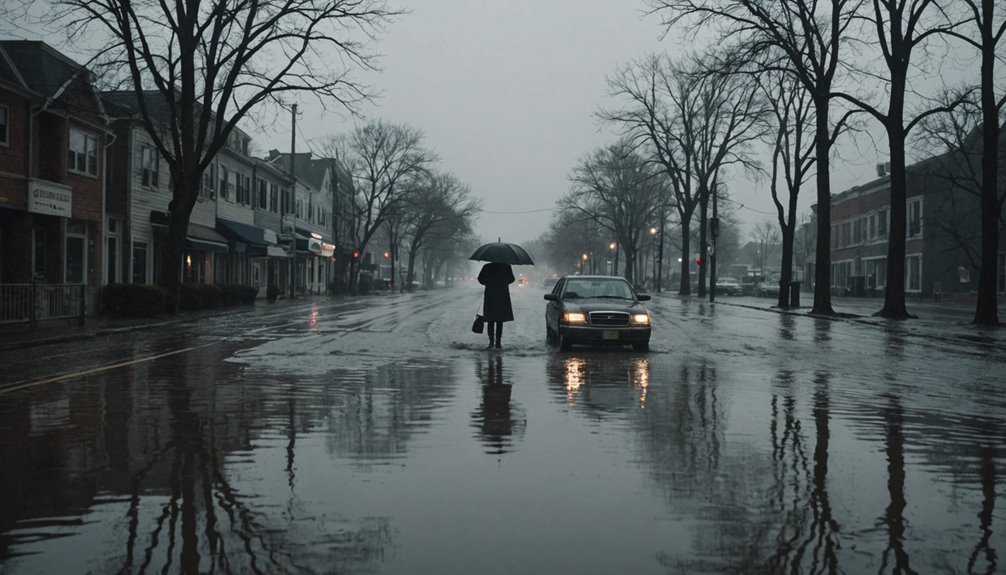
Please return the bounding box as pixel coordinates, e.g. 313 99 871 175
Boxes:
563 298 648 314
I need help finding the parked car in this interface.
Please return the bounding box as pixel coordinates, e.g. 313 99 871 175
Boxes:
757 276 782 298
544 275 652 351
714 277 743 296
740 275 762 296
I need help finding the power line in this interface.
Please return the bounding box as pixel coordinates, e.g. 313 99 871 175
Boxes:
481 208 554 214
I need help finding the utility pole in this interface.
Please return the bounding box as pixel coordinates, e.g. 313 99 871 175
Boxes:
289 103 298 299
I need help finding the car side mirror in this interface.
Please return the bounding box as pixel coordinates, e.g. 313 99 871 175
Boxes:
637 294 651 301
544 293 557 301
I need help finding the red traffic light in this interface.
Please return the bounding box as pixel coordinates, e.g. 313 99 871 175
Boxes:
352 250 360 259
694 257 703 266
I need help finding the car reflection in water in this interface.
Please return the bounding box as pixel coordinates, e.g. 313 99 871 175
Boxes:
550 353 651 409
471 355 525 454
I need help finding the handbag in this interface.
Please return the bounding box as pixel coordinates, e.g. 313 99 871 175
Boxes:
472 314 485 334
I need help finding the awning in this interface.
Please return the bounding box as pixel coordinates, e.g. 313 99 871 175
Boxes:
186 222 229 253
249 244 290 258
151 211 230 253
217 218 277 246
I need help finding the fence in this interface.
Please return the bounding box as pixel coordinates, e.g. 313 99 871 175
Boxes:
0 283 87 327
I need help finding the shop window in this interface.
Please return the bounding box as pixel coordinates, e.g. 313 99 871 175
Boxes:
33 226 46 279
68 127 98 176
906 254 922 292
132 242 148 284
65 234 86 284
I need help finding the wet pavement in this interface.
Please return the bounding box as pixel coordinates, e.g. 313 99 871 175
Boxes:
0 286 1003 574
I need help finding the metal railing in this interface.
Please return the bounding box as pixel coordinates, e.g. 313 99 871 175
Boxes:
0 283 87 327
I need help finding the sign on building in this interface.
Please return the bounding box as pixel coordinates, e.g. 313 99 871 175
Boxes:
28 179 73 217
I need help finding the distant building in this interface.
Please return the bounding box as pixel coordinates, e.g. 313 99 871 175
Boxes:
821 134 1006 300
0 41 111 312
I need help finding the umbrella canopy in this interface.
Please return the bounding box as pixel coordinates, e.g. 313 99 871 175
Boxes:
470 241 535 265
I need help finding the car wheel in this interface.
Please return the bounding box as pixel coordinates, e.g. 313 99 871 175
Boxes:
558 329 572 351
632 341 649 352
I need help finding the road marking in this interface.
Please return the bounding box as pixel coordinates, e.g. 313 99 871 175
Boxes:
0 342 219 395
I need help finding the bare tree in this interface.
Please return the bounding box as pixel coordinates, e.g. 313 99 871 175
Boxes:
752 220 782 274
401 171 481 290
329 121 437 292
603 51 765 296
561 141 665 286
22 0 400 307
834 0 963 319
759 64 817 308
940 0 1006 326
647 0 861 315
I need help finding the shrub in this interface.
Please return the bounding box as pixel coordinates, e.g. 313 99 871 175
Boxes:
102 284 168 317
220 284 259 306
179 283 224 311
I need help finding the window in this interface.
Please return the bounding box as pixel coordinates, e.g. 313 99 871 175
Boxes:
853 219 863 245
65 234 86 284
906 254 921 292
0 104 8 145
202 164 216 199
68 127 98 176
270 184 278 213
296 199 304 219
132 241 148 284
908 198 922 238
878 209 888 238
257 178 267 209
218 164 230 201
244 175 252 205
865 258 887 289
141 145 159 187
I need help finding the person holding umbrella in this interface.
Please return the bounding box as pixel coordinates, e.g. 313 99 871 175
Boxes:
471 239 534 349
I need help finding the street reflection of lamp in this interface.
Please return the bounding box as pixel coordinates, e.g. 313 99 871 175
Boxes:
564 357 587 404
631 358 650 407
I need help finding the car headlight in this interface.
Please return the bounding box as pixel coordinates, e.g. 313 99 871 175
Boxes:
563 312 587 324
631 313 650 326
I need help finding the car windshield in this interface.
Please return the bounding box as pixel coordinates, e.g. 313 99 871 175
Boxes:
562 279 635 300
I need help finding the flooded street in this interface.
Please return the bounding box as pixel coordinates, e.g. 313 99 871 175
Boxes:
1 286 1003 574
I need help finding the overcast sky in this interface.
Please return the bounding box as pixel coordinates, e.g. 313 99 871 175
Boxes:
255 0 874 246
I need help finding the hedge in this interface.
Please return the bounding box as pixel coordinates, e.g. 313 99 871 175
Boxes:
102 283 259 316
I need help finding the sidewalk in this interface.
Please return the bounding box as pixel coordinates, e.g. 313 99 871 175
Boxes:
708 293 1006 349
0 295 331 352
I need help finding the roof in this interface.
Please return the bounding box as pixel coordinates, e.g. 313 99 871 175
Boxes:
0 41 84 98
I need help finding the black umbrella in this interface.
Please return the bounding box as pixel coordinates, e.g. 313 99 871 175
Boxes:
469 240 535 265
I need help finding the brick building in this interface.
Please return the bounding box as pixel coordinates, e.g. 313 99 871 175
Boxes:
0 41 110 311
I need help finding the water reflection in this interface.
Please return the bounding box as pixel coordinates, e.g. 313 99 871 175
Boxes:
548 354 651 410
471 355 524 455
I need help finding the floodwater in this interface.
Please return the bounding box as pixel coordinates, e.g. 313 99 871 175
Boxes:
0 287 1002 574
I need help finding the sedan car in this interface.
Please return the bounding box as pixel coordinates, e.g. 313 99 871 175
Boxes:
714 277 743 296
544 275 652 351
757 276 782 298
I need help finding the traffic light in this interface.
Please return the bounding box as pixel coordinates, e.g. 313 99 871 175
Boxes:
695 257 703 266
383 251 391 259
352 250 360 260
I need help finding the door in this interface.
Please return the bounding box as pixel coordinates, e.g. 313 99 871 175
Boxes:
65 234 86 284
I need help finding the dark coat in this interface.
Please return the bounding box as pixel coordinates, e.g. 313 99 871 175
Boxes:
478 262 515 322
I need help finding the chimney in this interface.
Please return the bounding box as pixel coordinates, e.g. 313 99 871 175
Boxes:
876 163 887 177
268 149 281 160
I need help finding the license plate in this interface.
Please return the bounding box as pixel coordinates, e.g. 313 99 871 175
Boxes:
602 330 619 340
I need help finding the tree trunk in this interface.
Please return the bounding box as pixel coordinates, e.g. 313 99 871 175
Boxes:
811 94 835 315
678 215 692 295
698 190 708 298
160 169 201 313
973 0 1001 326
878 120 910 319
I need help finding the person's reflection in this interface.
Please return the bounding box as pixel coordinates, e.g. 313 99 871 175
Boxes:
472 355 522 455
